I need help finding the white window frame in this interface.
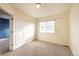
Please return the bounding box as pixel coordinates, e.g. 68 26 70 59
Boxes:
40 21 55 33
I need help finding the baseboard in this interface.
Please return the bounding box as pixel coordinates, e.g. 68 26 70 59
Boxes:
37 39 69 46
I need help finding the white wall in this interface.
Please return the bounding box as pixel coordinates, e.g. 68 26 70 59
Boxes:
37 12 69 46
13 16 35 50
70 4 79 55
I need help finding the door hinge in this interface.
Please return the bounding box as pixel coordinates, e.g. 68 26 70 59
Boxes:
11 18 13 20
11 43 13 46
11 31 13 33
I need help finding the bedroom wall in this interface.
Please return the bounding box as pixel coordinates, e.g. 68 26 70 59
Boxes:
13 16 35 50
36 12 69 46
70 4 79 56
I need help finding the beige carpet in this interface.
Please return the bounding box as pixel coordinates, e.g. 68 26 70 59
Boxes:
1 40 73 56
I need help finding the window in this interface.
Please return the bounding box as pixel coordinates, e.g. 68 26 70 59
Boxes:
40 21 55 33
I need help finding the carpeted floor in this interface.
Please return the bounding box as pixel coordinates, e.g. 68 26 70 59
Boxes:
1 40 73 56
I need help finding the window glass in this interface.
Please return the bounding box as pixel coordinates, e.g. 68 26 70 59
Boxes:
40 21 55 33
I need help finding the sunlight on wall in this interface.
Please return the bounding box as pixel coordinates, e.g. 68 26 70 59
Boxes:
13 18 35 50
24 24 35 40
14 24 35 49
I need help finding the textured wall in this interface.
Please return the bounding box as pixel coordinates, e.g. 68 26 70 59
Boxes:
70 4 79 56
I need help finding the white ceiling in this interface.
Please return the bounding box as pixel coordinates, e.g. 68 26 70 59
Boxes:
10 3 73 18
